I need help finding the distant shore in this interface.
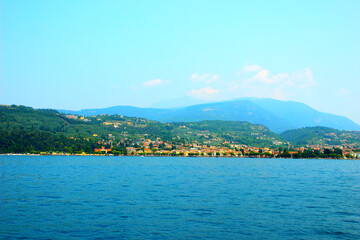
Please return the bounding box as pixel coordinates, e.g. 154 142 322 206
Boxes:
1 153 358 160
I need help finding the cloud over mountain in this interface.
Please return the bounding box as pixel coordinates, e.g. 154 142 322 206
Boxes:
190 73 219 84
143 79 168 87
188 87 219 100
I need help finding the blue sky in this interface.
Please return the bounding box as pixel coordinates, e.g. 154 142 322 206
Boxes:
1 0 360 123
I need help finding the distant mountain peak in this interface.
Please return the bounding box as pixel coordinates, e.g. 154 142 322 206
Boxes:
59 98 360 133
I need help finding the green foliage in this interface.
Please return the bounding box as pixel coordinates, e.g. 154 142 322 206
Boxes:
0 129 99 154
172 120 284 147
1 105 359 156
276 148 343 159
281 126 360 147
0 105 287 154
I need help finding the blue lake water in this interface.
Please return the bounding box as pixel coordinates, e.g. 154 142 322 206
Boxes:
0 156 359 239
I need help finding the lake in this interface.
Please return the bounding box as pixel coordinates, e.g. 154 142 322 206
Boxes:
0 156 359 239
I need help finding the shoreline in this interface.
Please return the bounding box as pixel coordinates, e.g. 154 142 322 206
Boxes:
1 153 358 160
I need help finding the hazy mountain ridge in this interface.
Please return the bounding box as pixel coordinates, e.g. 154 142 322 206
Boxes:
2 105 360 154
59 98 360 133
250 99 359 131
0 105 285 153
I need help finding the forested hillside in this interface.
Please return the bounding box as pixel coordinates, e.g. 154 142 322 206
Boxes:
60 98 360 133
0 105 285 154
280 127 360 147
2 105 359 154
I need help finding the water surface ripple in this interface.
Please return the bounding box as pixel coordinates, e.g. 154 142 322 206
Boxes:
0 156 359 239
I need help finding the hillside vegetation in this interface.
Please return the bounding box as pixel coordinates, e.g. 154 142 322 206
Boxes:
0 105 284 154
1 105 359 154
280 127 360 147
60 98 360 133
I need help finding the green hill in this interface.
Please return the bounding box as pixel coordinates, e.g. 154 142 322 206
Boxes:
2 105 359 154
60 98 360 133
0 105 286 154
280 126 360 147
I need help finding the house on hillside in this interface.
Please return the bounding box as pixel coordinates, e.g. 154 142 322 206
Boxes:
94 146 112 153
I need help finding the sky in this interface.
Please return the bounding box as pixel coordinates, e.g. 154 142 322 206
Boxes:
1 0 360 123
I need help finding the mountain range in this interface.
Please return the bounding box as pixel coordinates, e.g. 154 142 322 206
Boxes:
1 105 360 154
59 98 360 133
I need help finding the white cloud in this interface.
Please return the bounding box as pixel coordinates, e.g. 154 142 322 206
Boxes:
190 73 219 84
188 87 219 100
241 65 315 88
335 88 352 97
253 69 270 82
182 65 317 104
273 88 284 100
142 79 167 87
235 64 262 76
288 68 316 88
225 64 318 102
242 64 262 73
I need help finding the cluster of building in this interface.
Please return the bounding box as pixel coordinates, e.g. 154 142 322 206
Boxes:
65 115 91 122
96 139 359 158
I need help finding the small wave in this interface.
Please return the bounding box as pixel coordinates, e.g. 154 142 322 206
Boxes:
316 230 345 236
342 219 359 223
37 195 61 199
334 211 360 217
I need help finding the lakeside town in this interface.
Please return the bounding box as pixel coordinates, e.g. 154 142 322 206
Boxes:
10 138 359 159
2 105 360 159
